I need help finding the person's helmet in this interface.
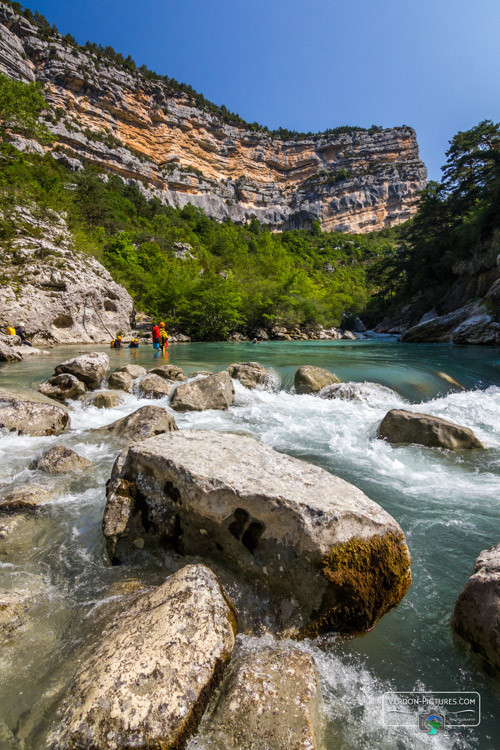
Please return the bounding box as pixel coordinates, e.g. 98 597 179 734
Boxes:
117 335 122 340
17 323 24 328
159 322 165 328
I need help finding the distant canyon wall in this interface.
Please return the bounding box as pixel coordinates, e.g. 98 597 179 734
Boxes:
0 3 427 233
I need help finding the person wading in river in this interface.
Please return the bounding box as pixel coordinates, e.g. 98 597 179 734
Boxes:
158 322 169 351
152 324 161 350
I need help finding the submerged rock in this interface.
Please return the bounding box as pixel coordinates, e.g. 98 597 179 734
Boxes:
320 381 397 401
138 373 174 398
227 362 274 390
107 370 134 392
0 485 51 512
294 366 341 395
452 544 500 670
83 390 127 409
116 364 146 378
378 409 484 450
149 364 187 381
0 390 69 436
170 371 235 412
104 430 411 634
0 592 29 637
31 446 92 475
197 645 325 750
38 373 87 401
98 405 178 442
48 565 237 750
55 352 110 389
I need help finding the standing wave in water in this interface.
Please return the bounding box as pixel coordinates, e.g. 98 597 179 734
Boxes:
0 342 498 748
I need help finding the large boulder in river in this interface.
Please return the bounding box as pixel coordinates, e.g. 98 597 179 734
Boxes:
452 544 500 670
104 430 411 635
378 409 484 450
55 352 110 389
0 389 69 436
227 361 274 390
38 373 87 401
170 371 235 412
107 370 134 392
49 565 237 750
117 364 146 378
99 405 178 442
138 373 174 399
149 364 187 381
31 446 92 475
197 645 325 750
294 365 341 394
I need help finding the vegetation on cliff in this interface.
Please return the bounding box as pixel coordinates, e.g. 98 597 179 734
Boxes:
366 120 500 323
0 71 401 340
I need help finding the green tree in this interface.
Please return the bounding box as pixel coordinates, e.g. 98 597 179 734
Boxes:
0 73 52 143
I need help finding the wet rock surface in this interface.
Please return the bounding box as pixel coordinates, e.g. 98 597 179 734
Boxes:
117 364 146 378
48 565 237 750
0 485 51 512
0 592 29 638
104 430 411 634
83 390 127 409
294 365 342 394
320 381 397 401
452 544 500 670
55 352 110 389
0 389 69 436
98 405 178 442
107 370 134 392
196 644 325 750
378 408 484 450
170 371 235 412
38 373 87 401
0 340 23 362
149 364 187 381
227 362 275 390
30 446 92 475
138 372 174 399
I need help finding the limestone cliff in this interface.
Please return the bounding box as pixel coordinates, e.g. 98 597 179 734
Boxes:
0 204 134 344
0 3 427 233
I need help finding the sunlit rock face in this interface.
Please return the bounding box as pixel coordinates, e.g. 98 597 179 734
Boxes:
0 3 427 233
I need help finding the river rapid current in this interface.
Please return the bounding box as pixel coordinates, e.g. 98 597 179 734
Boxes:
0 338 499 749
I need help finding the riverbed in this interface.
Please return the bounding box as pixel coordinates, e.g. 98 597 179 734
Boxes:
1 339 499 749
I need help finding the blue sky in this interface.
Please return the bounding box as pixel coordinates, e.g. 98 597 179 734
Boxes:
29 0 500 180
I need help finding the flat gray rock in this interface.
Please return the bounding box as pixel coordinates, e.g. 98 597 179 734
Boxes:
48 565 237 749
116 364 146 378
170 371 234 412
196 645 325 750
98 405 178 442
0 390 69 436
138 373 174 399
378 408 484 450
149 364 187 381
55 352 109 389
104 430 411 635
38 373 87 401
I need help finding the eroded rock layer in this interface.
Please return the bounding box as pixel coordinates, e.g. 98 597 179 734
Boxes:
0 3 427 233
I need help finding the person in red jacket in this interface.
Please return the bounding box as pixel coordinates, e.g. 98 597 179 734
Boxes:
152 324 161 350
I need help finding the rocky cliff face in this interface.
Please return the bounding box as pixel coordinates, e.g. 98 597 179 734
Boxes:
0 204 134 344
376 247 500 344
0 3 427 233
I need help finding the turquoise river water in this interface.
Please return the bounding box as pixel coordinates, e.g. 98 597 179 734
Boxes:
0 337 499 749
